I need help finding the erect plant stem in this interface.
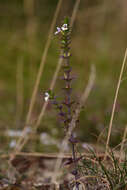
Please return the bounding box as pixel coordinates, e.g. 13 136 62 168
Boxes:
59 18 79 189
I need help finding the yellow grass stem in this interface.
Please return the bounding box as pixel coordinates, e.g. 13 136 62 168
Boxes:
1 152 94 159
119 125 127 162
105 48 127 159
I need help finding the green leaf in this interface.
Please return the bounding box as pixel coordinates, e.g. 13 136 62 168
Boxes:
64 17 69 25
47 90 54 99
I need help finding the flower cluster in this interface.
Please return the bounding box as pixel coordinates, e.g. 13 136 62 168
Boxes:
44 92 50 102
44 90 54 102
55 23 68 35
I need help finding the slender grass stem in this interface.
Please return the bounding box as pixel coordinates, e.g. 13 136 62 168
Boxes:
119 124 127 162
105 48 127 159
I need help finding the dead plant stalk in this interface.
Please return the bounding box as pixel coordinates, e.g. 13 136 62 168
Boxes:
105 48 127 158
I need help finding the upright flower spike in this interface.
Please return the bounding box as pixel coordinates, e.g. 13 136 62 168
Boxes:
54 18 69 35
45 18 79 189
54 18 80 189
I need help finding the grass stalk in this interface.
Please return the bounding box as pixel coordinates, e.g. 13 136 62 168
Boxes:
119 124 127 162
105 48 127 159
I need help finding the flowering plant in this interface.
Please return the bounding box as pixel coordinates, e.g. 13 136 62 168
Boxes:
44 17 80 189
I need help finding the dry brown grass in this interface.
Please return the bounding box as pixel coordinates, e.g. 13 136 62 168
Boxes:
105 48 127 158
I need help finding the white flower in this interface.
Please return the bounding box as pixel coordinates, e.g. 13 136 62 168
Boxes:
55 24 68 35
44 92 50 102
61 23 68 31
54 27 61 35
9 140 16 148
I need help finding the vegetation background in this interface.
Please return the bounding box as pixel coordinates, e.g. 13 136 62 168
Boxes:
1 0 127 153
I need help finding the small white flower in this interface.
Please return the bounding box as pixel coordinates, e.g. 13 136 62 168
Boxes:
55 24 68 35
55 27 61 35
9 140 16 148
61 23 68 31
44 92 50 102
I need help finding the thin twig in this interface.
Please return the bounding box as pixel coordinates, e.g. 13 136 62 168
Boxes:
105 48 127 158
1 152 94 159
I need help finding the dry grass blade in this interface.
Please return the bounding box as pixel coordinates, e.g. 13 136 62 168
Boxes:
51 65 96 184
1 151 94 159
13 0 63 153
105 48 127 159
119 124 127 162
14 0 81 154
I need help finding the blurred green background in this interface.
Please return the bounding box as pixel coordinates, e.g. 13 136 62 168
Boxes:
0 0 127 152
